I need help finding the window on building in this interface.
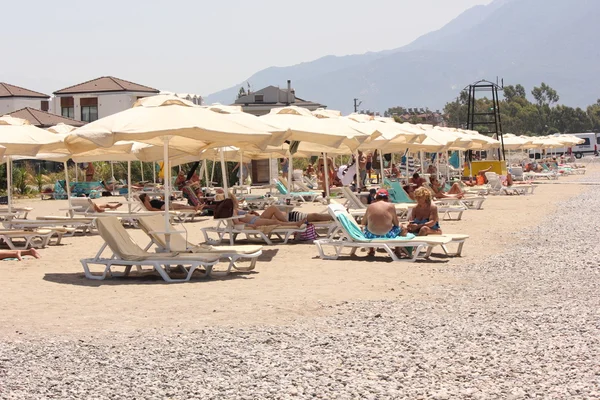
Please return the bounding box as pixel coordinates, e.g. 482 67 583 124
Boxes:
61 97 74 119
40 100 49 112
80 97 98 122
254 94 264 103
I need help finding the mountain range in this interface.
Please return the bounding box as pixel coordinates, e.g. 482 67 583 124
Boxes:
205 0 600 114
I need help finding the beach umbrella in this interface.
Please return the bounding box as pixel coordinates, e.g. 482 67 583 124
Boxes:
66 95 285 248
261 106 372 196
47 123 77 135
0 116 67 212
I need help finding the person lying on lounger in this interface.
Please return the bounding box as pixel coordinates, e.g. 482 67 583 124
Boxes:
429 177 465 199
91 202 123 213
363 188 409 257
464 165 493 186
0 248 41 261
228 195 308 228
407 187 442 236
138 193 203 212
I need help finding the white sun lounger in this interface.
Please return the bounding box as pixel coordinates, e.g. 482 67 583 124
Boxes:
0 229 54 250
201 214 306 246
131 194 204 223
137 214 262 275
80 217 221 282
340 186 413 221
314 204 452 262
9 217 96 236
485 172 536 195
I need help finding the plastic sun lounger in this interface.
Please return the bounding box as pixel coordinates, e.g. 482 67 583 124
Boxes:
80 217 221 283
137 214 262 276
314 204 452 262
485 173 536 195
201 214 306 246
239 195 277 210
9 218 96 236
0 229 53 250
130 194 203 223
386 178 486 212
275 179 324 203
340 186 412 221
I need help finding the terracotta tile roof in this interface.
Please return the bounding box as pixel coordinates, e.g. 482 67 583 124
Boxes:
4 107 86 128
54 76 159 95
0 83 49 99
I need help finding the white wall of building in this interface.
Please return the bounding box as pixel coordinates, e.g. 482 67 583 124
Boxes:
0 98 46 115
51 91 157 121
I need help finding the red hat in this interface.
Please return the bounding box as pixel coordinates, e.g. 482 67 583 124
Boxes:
376 188 389 198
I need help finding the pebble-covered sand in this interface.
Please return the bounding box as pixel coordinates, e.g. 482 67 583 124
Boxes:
1 177 599 399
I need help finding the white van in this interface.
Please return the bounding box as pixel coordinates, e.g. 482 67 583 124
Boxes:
531 133 599 159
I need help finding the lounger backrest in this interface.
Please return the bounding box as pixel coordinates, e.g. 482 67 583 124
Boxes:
95 217 152 261
384 179 415 204
328 203 415 242
341 186 366 209
137 214 189 252
273 179 289 195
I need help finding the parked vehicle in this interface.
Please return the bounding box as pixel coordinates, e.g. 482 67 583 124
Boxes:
530 132 598 159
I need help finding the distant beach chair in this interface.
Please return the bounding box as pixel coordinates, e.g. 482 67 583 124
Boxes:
275 178 324 203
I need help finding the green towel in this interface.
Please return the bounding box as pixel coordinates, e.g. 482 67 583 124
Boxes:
384 179 415 204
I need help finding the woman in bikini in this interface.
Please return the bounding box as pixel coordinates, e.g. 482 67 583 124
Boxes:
407 187 442 236
429 177 465 199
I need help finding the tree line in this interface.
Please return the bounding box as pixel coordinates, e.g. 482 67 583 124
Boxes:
443 83 600 136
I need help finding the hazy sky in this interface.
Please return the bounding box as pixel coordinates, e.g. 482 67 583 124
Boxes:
2 0 492 96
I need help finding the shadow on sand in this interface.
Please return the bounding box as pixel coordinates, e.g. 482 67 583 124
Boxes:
43 249 279 287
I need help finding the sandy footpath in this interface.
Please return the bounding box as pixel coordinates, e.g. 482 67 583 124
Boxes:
0 170 589 338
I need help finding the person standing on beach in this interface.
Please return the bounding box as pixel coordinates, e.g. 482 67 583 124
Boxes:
358 151 367 188
85 163 95 182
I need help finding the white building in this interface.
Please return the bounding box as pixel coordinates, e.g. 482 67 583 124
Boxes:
51 76 160 122
234 80 325 116
0 82 50 115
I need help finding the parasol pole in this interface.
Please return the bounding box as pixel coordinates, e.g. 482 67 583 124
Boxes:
62 161 72 212
323 153 330 199
6 157 12 214
220 148 229 198
203 159 210 188
162 136 172 250
127 161 132 213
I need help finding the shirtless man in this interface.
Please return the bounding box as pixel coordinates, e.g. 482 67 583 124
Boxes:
407 187 442 236
363 189 408 256
358 151 367 188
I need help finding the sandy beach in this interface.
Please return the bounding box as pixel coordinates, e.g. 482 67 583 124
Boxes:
0 170 589 337
1 169 598 399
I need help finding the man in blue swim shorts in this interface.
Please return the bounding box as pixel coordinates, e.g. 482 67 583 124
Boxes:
363 189 409 256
